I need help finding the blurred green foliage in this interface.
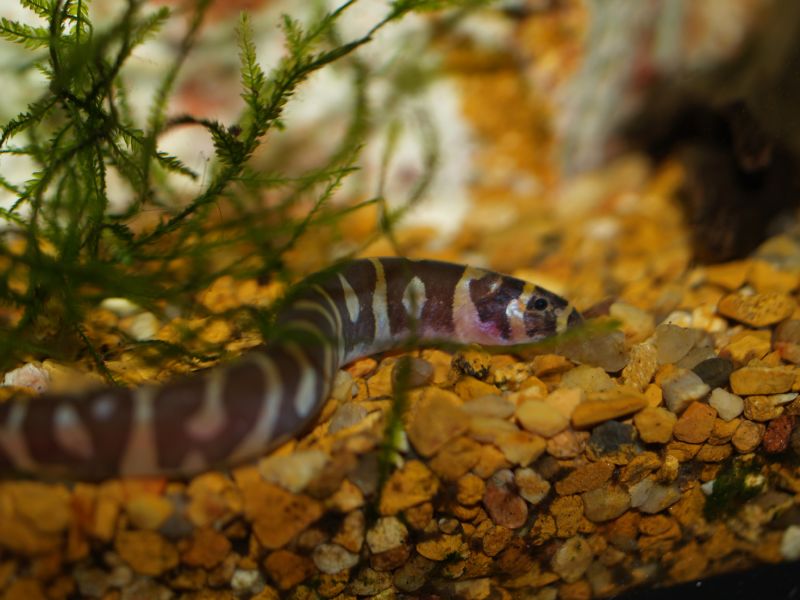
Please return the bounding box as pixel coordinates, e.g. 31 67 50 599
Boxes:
0 0 486 377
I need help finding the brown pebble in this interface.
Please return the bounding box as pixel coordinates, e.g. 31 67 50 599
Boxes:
532 354 574 377
763 414 796 453
748 259 799 293
495 430 547 466
722 330 771 364
717 291 796 327
622 342 658 391
181 527 231 569
456 473 486 506
704 261 749 290
696 443 733 462
709 418 741 444
263 549 316 590
560 579 593 600
115 530 179 576
416 534 468 561
744 395 784 422
379 461 439 516
619 452 662 486
403 502 434 531
571 392 647 429
332 510 365 553
517 400 569 437
582 484 631 522
370 544 410 571
555 461 615 496
406 388 470 457
349 566 393 595
455 376 499 400
123 493 173 531
732 420 766 453
393 554 436 593
483 481 528 529
237 475 323 550
429 436 482 481
633 406 677 444
550 495 585 538
472 444 512 478
2 578 46 600
730 365 796 395
515 467 552 505
482 525 513 557
666 441 701 462
672 402 717 444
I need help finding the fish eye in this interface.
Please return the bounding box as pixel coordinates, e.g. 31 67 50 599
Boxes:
533 298 548 311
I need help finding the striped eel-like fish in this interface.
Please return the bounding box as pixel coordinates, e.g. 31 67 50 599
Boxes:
0 258 581 480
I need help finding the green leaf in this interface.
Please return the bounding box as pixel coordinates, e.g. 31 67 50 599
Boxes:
130 6 170 50
0 17 50 49
237 13 266 115
154 151 199 180
20 0 55 18
390 0 494 17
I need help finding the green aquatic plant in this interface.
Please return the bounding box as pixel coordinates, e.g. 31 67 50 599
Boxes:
0 0 486 375
704 456 766 521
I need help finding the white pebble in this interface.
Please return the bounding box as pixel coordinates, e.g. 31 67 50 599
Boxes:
661 311 692 328
709 388 744 421
639 482 681 514
330 370 355 403
128 312 159 341
700 480 715 496
560 365 615 393
100 297 141 317
462 395 516 419
312 543 360 574
551 536 593 583
609 301 655 344
691 306 727 333
781 525 800 561
231 569 263 593
366 516 408 554
258 450 328 493
772 392 798 406
2 363 49 393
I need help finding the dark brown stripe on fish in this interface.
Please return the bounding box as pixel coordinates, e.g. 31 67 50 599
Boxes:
319 261 378 354
381 259 465 337
153 368 263 472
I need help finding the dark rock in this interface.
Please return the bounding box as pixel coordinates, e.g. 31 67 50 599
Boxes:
587 421 641 464
452 349 491 380
692 357 734 388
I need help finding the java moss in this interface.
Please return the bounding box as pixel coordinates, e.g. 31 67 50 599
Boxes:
0 0 488 374
704 456 766 521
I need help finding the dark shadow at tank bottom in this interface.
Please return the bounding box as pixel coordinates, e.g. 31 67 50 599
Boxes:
609 560 800 600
